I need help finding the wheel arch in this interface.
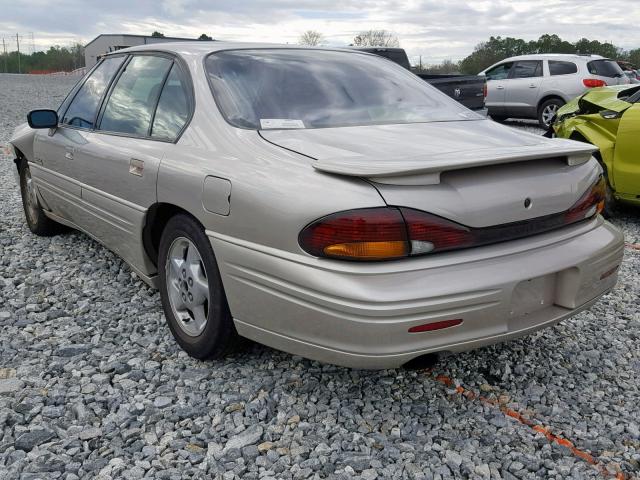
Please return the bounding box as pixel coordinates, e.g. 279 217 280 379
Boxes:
537 94 566 112
143 203 206 267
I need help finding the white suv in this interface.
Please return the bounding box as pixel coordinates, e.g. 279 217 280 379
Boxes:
480 54 630 128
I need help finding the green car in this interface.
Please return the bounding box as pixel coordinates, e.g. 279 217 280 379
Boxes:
554 85 640 213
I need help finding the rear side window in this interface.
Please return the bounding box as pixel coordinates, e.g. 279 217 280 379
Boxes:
587 60 624 78
61 56 125 129
99 55 172 136
511 61 542 78
151 64 190 140
549 61 578 76
485 62 513 80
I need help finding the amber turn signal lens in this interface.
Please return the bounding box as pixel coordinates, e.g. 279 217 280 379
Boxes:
324 241 408 260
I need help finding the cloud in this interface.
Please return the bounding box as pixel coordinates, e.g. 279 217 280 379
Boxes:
0 0 638 63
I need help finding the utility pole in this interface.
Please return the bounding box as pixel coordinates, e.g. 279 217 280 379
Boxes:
16 33 20 74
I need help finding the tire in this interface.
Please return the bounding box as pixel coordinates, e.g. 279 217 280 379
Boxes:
602 174 618 219
490 114 508 123
538 98 565 129
158 213 239 359
18 159 62 236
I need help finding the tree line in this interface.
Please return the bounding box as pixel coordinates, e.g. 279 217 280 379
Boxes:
2 31 638 74
0 44 85 74
452 34 640 74
298 30 640 74
0 32 216 74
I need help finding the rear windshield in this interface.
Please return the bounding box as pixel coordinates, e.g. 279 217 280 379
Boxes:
205 49 479 130
587 59 624 78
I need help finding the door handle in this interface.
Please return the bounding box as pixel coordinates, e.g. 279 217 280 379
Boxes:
529 84 537 88
496 85 505 90
64 147 75 160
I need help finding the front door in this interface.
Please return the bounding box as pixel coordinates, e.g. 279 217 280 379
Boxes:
68 54 178 275
483 62 514 116
504 60 543 118
32 55 126 222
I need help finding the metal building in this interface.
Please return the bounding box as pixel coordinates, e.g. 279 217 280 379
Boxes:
84 34 201 67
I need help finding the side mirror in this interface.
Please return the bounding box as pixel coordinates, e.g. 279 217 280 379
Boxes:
27 109 58 129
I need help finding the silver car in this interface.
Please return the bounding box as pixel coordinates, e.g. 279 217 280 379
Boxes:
9 43 624 369
480 54 630 128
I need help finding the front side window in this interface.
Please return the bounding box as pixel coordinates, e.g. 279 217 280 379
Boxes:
61 56 125 129
99 55 172 136
205 49 478 130
151 64 190 140
485 62 513 81
549 61 578 76
512 61 542 78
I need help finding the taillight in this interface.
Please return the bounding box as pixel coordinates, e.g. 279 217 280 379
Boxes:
298 208 409 260
565 176 606 224
583 78 607 88
300 177 605 261
401 208 473 253
299 207 471 260
483 82 488 98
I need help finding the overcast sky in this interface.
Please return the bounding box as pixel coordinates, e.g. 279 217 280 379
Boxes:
1 0 638 64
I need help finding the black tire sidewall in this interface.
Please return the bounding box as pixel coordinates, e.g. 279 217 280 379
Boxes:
158 214 236 359
18 160 46 234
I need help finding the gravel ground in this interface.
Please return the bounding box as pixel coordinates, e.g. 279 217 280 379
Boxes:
0 74 639 480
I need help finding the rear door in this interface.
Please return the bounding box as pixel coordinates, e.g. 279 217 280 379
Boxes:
483 62 513 115
72 54 192 272
32 55 126 222
504 60 543 117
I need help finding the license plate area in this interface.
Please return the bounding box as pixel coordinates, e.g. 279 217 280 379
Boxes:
509 273 557 318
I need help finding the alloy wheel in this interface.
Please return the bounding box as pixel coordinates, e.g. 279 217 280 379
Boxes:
541 104 559 127
165 236 210 337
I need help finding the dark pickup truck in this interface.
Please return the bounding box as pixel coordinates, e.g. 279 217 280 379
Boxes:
352 47 486 111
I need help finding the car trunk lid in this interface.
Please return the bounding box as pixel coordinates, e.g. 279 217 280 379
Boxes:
260 120 599 228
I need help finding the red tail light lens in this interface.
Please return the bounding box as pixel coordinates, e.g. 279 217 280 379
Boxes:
299 207 471 260
298 208 409 260
300 177 605 261
565 175 606 224
483 82 488 98
400 208 473 253
583 78 607 88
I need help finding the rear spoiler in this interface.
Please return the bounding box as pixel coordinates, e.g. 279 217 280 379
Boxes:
312 140 597 185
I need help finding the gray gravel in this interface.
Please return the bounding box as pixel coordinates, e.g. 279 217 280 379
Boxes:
0 74 639 479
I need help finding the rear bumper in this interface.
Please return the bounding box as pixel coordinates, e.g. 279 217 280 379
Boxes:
209 217 624 369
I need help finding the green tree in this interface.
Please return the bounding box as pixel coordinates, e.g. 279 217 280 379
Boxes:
0 43 86 73
458 34 631 74
418 59 461 74
151 31 165 38
628 49 640 68
534 34 575 54
198 34 213 41
574 38 620 58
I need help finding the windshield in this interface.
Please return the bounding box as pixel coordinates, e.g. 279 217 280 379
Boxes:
205 49 480 130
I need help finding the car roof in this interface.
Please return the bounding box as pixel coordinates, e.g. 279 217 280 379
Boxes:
500 53 606 62
106 41 360 58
